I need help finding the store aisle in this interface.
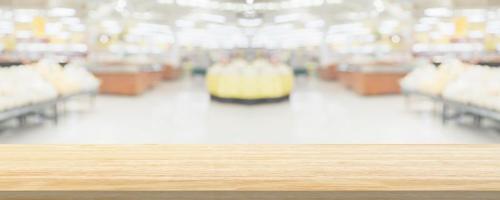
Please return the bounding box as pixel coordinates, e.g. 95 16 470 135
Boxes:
1 78 500 144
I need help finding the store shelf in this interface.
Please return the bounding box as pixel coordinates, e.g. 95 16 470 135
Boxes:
401 89 442 101
403 89 500 125
0 145 499 199
442 99 500 125
88 64 163 74
0 89 98 125
338 64 412 95
0 99 58 122
162 64 182 80
89 65 164 96
337 64 414 74
317 64 338 80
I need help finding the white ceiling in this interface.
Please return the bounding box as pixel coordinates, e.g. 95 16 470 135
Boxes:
1 0 500 28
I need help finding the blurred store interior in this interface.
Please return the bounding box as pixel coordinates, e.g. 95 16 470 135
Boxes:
1 0 500 143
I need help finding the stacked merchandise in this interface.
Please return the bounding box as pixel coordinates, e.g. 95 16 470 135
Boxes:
31 59 101 96
0 67 57 111
443 66 500 111
0 60 100 112
401 59 500 111
400 60 470 96
206 58 294 104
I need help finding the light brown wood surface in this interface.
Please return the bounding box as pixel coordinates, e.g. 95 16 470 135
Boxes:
1 145 500 191
1 145 500 199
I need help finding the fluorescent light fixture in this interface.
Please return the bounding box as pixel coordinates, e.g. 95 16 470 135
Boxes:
239 18 262 27
60 17 80 24
306 20 325 28
132 12 153 20
373 0 384 12
437 22 455 35
419 17 440 24
326 0 342 4
45 22 62 34
101 20 122 34
157 0 174 4
378 20 398 34
274 13 301 23
69 24 86 32
197 13 226 23
48 7 75 17
414 23 431 32
176 20 195 28
16 31 33 38
328 23 366 34
486 21 500 33
424 7 453 17
15 15 33 23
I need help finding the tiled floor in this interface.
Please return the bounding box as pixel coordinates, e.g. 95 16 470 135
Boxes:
1 77 500 144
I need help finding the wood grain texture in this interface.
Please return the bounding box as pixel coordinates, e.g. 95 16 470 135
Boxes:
0 145 500 192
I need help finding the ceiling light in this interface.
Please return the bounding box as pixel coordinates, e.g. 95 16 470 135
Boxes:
114 0 128 13
424 7 453 17
326 0 342 4
239 18 262 27
274 13 301 23
306 20 325 28
157 0 174 4
176 20 194 28
328 23 367 34
373 0 385 13
419 17 440 24
197 13 226 23
60 17 80 24
48 7 75 17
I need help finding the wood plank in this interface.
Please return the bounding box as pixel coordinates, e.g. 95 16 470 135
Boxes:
0 145 499 199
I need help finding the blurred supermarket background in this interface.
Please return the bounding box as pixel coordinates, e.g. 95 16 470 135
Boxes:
1 0 500 143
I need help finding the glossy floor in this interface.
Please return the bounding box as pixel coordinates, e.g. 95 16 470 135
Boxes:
1 77 500 144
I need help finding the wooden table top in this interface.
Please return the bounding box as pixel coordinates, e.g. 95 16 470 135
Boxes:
1 145 500 192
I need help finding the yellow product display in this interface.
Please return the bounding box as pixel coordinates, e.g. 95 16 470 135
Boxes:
206 60 294 100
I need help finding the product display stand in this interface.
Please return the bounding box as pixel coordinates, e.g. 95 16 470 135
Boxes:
317 63 338 80
403 89 500 126
1 145 499 200
441 99 500 126
89 65 163 96
339 64 412 95
57 90 99 115
162 63 182 80
0 89 98 128
0 99 58 125
210 95 290 105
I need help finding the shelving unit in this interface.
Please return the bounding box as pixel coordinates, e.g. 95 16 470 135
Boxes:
89 65 164 96
403 89 500 126
0 99 58 124
317 63 339 80
0 90 98 127
338 64 413 95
